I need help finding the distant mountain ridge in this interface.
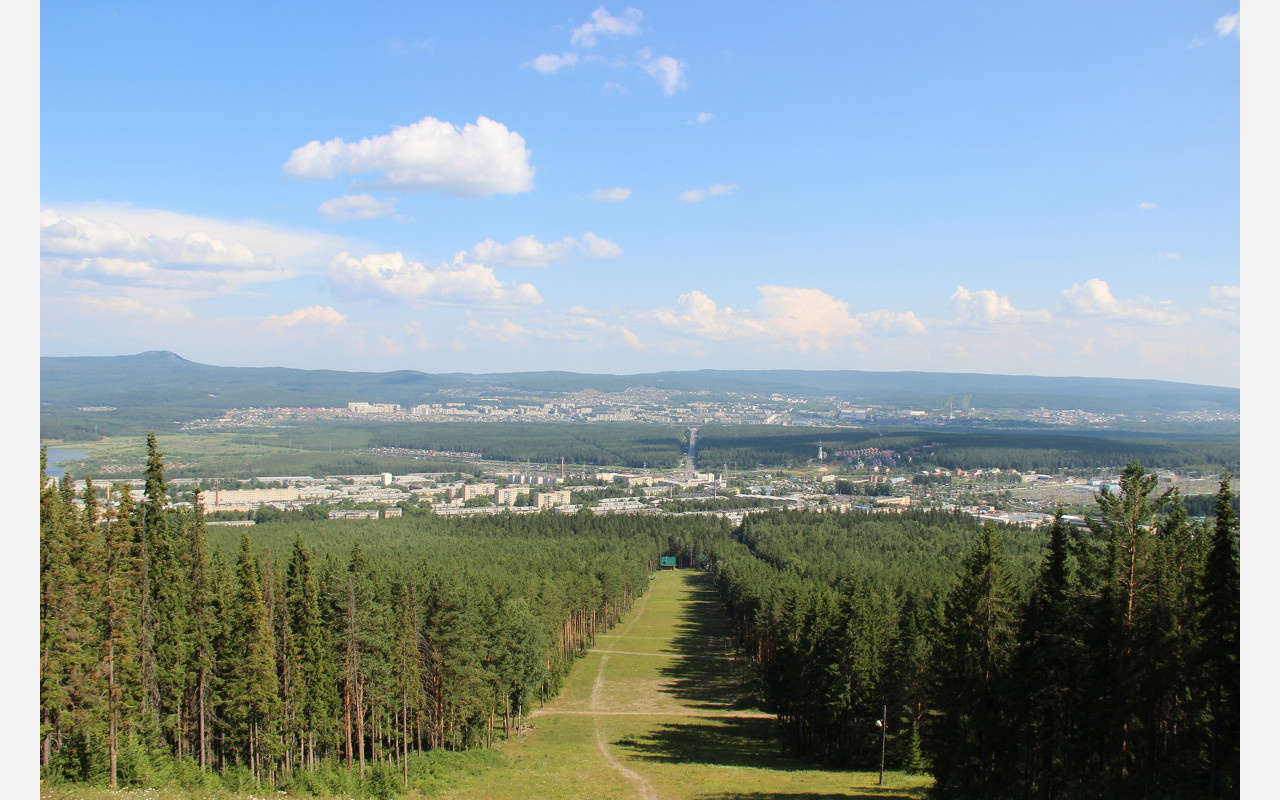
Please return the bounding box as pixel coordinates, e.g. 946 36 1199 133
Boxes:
41 352 1239 417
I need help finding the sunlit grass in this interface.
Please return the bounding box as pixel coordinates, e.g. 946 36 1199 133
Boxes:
431 571 933 800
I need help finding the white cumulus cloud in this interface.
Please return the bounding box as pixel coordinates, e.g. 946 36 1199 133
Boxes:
525 52 580 73
1059 278 1184 324
328 252 542 307
318 194 397 221
590 187 632 202
950 286 1052 325
680 183 737 203
651 290 762 340
283 116 535 197
645 286 922 353
571 7 644 48
689 112 714 124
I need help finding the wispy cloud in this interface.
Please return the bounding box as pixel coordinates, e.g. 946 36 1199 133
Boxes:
680 183 737 203
284 115 534 197
75 295 194 321
263 305 351 332
524 52 580 74
318 194 398 221
571 7 644 48
641 49 686 95
527 7 686 97
1138 201 1158 209
388 38 433 55
465 232 622 267
590 187 632 202
40 205 342 293
688 112 714 124
1200 285 1239 326
1190 11 1240 47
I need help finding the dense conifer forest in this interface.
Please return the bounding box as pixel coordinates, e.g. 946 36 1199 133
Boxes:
40 435 1238 798
710 469 1240 798
39 435 728 795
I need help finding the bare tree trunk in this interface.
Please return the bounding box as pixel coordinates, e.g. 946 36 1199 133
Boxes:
198 668 207 771
357 680 366 778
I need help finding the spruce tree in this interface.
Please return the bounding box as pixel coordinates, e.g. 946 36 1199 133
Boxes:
227 534 282 782
927 525 1019 799
286 537 337 770
1198 476 1239 797
183 490 220 770
102 484 144 788
1011 511 1086 798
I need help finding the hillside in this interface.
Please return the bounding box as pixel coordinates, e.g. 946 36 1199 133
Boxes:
42 352 1239 419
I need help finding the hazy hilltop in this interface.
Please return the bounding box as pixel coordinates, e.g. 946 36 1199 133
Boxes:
41 351 1239 414
38 351 1239 444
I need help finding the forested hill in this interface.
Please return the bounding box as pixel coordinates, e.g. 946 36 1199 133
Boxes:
41 351 1238 415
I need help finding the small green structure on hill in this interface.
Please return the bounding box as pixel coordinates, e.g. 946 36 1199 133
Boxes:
659 556 677 570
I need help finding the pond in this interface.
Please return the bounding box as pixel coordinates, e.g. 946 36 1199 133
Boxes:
44 448 89 480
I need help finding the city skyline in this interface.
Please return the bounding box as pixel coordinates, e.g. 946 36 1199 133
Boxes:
39 2 1241 386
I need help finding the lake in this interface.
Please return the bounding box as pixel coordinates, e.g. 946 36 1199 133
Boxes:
44 448 89 480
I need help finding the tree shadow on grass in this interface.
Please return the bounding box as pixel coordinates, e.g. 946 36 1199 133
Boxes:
615 717 795 770
656 571 760 711
613 573 928 799
696 788 926 793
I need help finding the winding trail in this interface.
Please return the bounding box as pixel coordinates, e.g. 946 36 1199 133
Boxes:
587 585 659 800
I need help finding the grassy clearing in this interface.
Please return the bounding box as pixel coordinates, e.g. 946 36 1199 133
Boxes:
431 570 933 800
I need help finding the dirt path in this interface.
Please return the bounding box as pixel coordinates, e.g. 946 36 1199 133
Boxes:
431 570 932 800
587 584 659 800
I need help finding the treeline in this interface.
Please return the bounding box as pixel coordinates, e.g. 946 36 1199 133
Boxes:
710 465 1239 797
361 423 1239 475
39 435 731 796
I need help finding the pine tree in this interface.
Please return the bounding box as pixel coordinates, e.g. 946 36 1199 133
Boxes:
40 452 74 770
140 432 193 752
227 534 282 782
183 490 220 771
286 536 337 770
392 584 425 786
1011 511 1086 798
102 484 144 788
1086 461 1171 793
927 525 1020 799
1198 476 1239 797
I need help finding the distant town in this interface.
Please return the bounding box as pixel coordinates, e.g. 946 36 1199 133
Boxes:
55 411 1227 534
171 390 1240 433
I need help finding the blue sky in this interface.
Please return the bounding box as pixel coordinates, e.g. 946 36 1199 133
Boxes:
38 1 1242 385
